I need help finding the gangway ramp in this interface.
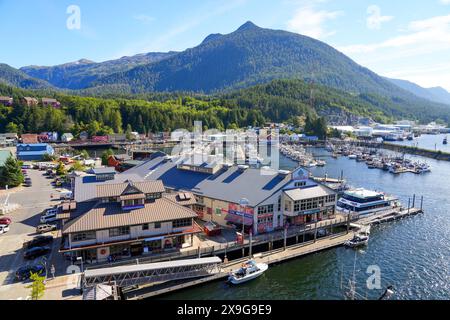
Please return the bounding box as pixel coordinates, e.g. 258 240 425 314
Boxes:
82 257 222 289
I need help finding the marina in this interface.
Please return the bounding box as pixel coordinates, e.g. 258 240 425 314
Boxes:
151 148 448 300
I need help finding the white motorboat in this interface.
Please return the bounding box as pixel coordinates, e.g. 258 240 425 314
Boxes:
228 260 268 285
344 235 369 248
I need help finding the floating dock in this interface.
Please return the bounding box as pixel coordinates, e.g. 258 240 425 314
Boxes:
125 231 355 300
356 208 423 226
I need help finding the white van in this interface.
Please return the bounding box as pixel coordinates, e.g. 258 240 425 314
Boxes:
40 213 58 224
59 191 73 200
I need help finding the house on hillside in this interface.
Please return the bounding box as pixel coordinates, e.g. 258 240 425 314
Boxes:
42 98 61 108
22 97 39 107
20 134 39 144
0 96 13 106
61 133 74 142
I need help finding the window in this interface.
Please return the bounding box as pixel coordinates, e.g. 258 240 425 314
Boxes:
173 218 192 228
142 224 149 230
154 222 161 229
295 181 306 187
109 226 130 237
284 200 292 212
258 204 274 215
146 193 162 201
72 231 96 242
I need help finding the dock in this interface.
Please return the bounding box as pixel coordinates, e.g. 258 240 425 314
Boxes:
126 231 355 300
356 208 423 226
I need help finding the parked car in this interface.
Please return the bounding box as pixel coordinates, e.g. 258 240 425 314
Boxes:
21 169 27 174
23 246 51 260
21 164 31 169
23 235 53 249
15 264 46 281
36 224 57 234
0 217 12 225
40 214 58 224
0 225 10 234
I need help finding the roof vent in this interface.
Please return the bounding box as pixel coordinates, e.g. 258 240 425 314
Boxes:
238 165 249 171
278 170 290 176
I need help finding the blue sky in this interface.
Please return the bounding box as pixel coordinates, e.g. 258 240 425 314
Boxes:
2 0 450 90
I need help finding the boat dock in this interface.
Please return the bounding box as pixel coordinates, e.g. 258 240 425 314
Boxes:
356 208 423 226
125 231 356 300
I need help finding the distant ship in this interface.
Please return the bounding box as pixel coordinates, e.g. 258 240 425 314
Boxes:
443 136 448 145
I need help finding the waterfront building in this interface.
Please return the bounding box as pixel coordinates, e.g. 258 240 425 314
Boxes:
60 180 201 262
16 143 55 161
120 155 338 235
0 133 18 147
20 134 39 144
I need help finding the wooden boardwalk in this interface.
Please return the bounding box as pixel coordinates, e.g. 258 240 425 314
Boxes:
356 208 423 226
127 231 355 300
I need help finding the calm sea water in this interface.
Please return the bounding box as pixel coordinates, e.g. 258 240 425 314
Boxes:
160 148 450 300
392 133 450 153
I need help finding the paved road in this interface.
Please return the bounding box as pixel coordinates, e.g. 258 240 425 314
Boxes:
0 168 67 299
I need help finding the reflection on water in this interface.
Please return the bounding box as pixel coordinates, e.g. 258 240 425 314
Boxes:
160 148 450 300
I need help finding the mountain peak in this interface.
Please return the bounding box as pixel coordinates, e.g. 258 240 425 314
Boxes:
237 21 259 31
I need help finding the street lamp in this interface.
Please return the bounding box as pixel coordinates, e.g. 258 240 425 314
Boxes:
77 256 84 273
239 198 249 257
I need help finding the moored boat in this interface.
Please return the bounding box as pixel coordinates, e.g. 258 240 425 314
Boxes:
228 260 268 285
344 234 369 248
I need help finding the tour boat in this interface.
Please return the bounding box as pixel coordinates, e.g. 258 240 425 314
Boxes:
336 188 397 216
344 234 369 248
228 260 268 285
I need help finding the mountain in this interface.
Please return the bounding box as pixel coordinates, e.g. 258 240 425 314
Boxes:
20 52 177 90
90 21 422 99
0 63 53 90
386 77 450 106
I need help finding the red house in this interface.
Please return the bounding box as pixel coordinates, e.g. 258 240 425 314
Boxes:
92 136 109 143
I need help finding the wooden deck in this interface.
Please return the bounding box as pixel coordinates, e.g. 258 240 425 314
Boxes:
126 231 355 300
356 208 423 226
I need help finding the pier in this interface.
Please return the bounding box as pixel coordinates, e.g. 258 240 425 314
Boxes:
125 231 356 300
356 208 423 226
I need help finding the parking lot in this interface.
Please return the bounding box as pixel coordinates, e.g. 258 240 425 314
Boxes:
0 167 70 299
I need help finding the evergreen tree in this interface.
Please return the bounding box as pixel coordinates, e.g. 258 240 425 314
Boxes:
5 122 18 133
0 155 24 188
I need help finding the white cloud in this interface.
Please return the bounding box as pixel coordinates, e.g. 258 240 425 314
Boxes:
338 14 450 91
340 14 450 54
440 0 450 5
287 5 343 39
133 14 155 25
366 5 393 30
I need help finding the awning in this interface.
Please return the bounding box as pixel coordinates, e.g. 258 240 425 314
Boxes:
144 236 165 242
225 213 253 226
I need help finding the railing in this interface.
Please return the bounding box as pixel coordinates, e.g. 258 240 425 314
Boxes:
84 217 349 269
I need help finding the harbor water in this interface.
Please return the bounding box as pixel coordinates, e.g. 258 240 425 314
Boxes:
159 148 450 300
392 133 450 153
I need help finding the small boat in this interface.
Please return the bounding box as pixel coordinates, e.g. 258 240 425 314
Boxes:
344 235 369 248
316 160 326 167
443 136 448 145
228 260 268 285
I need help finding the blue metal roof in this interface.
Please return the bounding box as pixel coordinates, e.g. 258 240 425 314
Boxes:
122 156 293 207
